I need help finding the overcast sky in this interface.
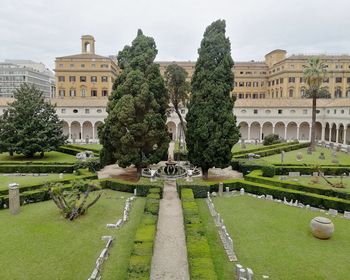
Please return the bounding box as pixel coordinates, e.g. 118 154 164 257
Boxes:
1 0 350 69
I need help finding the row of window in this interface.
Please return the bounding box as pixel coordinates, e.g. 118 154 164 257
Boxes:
238 71 267 75
241 109 315 115
236 81 264 87
237 93 266 99
60 108 104 114
237 77 350 88
57 89 108 97
58 76 109 83
58 63 109 69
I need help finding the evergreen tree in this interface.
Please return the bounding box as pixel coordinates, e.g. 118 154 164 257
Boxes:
186 20 240 179
99 30 169 176
0 83 66 157
164 63 190 136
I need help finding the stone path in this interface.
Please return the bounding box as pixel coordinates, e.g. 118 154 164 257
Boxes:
150 180 190 280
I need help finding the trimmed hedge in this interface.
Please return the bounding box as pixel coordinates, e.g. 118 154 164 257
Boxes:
0 171 97 197
128 192 160 279
232 141 302 157
0 164 75 173
58 145 99 156
245 170 350 200
177 180 211 198
275 165 350 176
181 188 217 280
233 142 310 159
180 178 350 212
219 179 350 212
100 178 163 198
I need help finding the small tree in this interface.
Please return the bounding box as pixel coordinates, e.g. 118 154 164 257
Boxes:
48 180 102 220
0 83 66 157
164 63 190 136
99 30 169 177
186 20 240 179
303 58 327 151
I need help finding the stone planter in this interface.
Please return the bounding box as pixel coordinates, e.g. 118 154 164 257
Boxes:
310 217 334 239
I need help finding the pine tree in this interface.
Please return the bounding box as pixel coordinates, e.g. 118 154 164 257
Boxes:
99 30 169 176
0 83 66 157
186 20 240 179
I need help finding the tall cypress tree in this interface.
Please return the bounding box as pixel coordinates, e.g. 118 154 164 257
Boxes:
0 83 66 157
186 20 240 179
99 30 169 176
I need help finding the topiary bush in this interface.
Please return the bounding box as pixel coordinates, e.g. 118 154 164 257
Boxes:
261 164 276 177
263 134 283 146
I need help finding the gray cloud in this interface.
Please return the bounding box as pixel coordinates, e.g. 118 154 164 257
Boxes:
0 0 349 69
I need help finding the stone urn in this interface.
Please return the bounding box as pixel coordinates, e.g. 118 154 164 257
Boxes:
310 216 334 239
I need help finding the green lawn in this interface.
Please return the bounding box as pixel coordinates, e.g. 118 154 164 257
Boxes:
0 173 80 190
70 144 103 151
0 151 77 163
197 199 233 280
204 196 350 280
232 143 263 153
263 147 350 165
273 175 350 194
0 190 145 280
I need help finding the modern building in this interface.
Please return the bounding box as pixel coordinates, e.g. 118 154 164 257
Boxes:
0 60 54 98
159 49 350 100
54 35 118 99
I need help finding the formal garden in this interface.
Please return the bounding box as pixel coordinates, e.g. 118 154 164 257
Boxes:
0 20 349 280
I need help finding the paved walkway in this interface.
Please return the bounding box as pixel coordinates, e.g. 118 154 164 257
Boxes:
150 180 190 280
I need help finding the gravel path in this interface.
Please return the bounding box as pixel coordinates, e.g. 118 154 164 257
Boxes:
150 180 190 280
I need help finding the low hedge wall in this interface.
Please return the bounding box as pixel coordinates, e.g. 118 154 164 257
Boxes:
65 144 101 154
233 142 310 159
220 179 350 212
57 145 99 157
0 170 97 197
0 164 75 173
100 178 163 198
274 165 350 176
232 141 297 156
128 191 160 279
179 178 350 212
245 170 350 200
177 179 213 198
181 188 217 280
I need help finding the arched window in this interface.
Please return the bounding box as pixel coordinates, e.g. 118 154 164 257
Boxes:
300 88 306 98
289 89 294 98
347 89 350 98
335 87 342 98
81 88 86 97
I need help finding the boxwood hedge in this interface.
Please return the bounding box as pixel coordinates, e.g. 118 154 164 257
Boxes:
128 192 160 279
181 188 217 280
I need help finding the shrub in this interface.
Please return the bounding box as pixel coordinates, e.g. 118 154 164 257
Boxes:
263 134 282 146
127 188 160 279
177 180 211 198
0 164 75 173
74 158 101 172
262 164 275 177
246 170 350 200
181 188 217 280
100 178 163 197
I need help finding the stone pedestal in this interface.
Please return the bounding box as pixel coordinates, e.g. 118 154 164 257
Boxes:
9 183 20 215
218 182 223 197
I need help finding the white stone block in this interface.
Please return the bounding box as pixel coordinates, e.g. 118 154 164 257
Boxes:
344 211 350 219
328 209 338 216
